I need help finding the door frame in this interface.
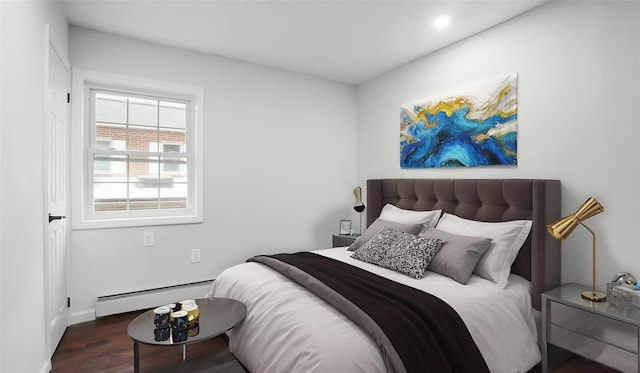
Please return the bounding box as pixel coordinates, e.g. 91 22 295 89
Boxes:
43 24 71 357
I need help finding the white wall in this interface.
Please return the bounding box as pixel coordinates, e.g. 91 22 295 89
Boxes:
356 1 640 292
68 27 358 322
0 2 69 372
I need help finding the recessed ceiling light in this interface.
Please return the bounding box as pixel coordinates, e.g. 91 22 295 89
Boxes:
434 15 451 30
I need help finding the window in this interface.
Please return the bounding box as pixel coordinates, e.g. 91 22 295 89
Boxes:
161 144 182 173
94 139 114 171
148 142 184 173
72 69 204 229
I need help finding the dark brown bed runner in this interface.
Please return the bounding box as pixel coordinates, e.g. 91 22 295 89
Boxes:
248 252 489 373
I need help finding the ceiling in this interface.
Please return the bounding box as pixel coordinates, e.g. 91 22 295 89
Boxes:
61 0 548 84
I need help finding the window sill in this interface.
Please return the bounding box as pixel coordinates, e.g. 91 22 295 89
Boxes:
72 214 203 230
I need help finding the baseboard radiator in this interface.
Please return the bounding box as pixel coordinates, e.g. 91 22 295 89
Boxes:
95 279 215 318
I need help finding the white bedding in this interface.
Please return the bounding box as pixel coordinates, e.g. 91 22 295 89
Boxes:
207 247 541 373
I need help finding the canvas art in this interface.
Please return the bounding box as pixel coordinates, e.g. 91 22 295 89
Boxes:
400 74 518 168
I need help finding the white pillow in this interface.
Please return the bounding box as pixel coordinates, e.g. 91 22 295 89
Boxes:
435 213 532 289
379 204 442 234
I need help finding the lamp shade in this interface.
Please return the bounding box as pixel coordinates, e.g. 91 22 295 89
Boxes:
547 197 603 240
353 186 365 213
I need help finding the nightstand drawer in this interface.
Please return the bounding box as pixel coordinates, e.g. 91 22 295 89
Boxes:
549 324 637 373
550 302 639 353
332 235 357 247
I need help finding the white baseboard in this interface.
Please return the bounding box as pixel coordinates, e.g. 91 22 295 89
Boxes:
69 309 96 325
95 280 214 318
39 359 52 373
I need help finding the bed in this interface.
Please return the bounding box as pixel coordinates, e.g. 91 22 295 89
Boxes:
207 178 561 373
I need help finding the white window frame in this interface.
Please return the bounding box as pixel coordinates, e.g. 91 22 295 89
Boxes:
71 69 204 229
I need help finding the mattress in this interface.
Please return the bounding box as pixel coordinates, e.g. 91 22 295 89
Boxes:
207 247 541 373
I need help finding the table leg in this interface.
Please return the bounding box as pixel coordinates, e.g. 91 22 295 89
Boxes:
133 341 140 373
182 344 187 361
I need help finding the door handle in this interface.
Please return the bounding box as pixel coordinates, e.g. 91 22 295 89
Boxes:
48 213 66 223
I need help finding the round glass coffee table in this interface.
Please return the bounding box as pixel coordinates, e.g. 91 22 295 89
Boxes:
127 297 246 373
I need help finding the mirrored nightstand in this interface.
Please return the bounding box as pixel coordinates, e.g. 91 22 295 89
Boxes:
542 282 640 373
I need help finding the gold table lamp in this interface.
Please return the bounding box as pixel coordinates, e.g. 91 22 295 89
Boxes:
547 197 605 302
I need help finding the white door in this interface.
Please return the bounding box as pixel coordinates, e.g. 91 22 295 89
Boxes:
44 27 70 355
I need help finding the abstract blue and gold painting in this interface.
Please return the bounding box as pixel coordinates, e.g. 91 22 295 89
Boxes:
400 74 517 168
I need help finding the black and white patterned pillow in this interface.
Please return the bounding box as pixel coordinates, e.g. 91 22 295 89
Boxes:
351 227 442 279
379 233 442 279
350 227 402 264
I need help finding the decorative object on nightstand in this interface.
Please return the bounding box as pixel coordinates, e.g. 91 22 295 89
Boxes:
612 272 638 286
353 186 365 234
608 272 640 312
547 197 605 302
608 272 638 298
339 220 351 235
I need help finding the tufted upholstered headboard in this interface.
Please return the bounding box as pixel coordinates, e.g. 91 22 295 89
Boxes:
366 179 561 310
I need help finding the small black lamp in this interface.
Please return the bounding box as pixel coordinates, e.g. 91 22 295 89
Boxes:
353 186 365 235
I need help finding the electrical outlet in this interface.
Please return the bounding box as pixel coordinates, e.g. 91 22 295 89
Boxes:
191 248 201 263
143 232 155 247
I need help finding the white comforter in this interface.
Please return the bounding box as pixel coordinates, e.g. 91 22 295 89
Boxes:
207 247 540 373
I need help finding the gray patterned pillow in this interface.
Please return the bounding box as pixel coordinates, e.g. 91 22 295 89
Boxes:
351 227 403 264
351 227 442 279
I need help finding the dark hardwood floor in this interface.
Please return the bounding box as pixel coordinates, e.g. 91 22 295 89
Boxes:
52 310 618 373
